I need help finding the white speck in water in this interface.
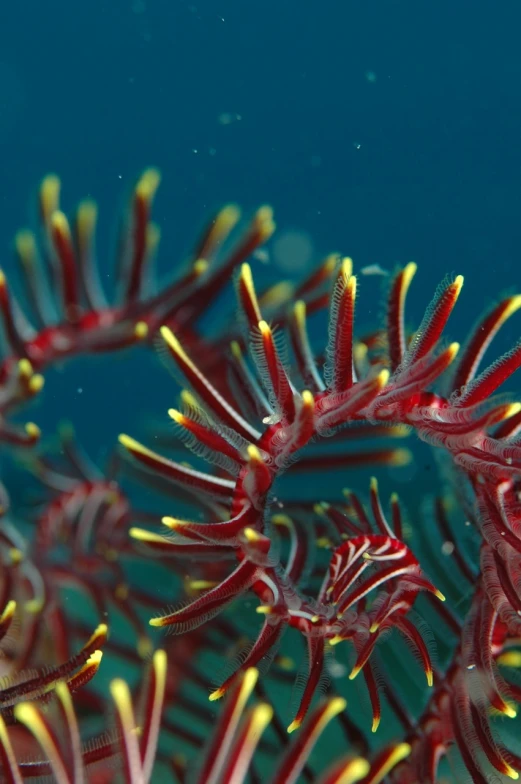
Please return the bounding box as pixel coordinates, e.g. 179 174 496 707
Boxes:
218 112 242 125
360 264 389 277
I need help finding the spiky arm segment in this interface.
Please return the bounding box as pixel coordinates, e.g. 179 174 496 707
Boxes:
119 256 521 780
0 173 275 446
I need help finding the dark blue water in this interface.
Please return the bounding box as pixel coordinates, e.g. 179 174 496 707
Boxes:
2 1 521 459
1 3 521 776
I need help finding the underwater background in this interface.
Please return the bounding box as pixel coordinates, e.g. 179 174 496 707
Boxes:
2 1 521 782
1 0 521 459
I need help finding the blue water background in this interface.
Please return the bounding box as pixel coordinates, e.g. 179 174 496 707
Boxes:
1 1 521 468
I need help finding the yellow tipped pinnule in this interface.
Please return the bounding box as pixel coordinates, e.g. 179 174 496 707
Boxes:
179 390 198 409
134 321 148 340
260 214 276 239
389 448 412 467
40 174 61 223
505 402 521 419
0 269 6 287
241 262 256 293
498 650 521 668
215 203 241 233
25 422 41 440
251 703 273 733
160 325 188 361
322 253 340 276
325 696 347 719
328 635 344 646
354 343 368 365
506 294 521 311
198 204 241 262
76 199 98 241
137 636 153 659
28 374 45 394
0 600 16 624
9 548 23 566
13 702 41 729
256 605 273 615
243 527 262 543
78 198 98 224
118 434 158 461
378 742 411 778
276 655 295 671
502 702 517 719
372 715 380 733
287 718 302 734
25 597 44 615
209 685 225 702
115 583 129 600
89 623 108 645
110 677 133 711
247 444 264 463
168 408 185 425
129 527 166 544
51 209 72 239
147 222 161 251
136 168 161 201
453 274 464 293
377 368 390 387
335 758 371 784
447 342 460 360
259 281 294 309
192 258 208 276
403 261 417 282
188 580 218 591
15 230 37 262
239 667 258 697
435 589 446 602
17 358 33 378
316 536 332 548
230 340 243 360
258 319 271 337
271 513 292 527
301 389 314 407
292 696 346 738
426 668 434 688
293 299 306 326
349 664 361 681
255 205 274 225
341 256 353 279
153 648 167 671
54 680 73 703
149 615 166 628
161 516 185 531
